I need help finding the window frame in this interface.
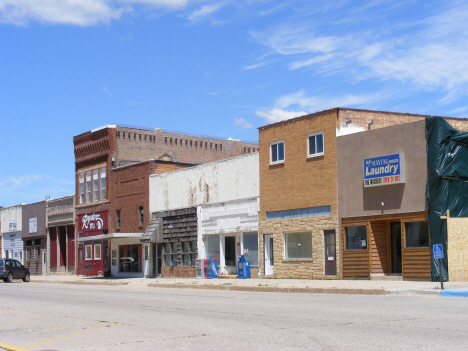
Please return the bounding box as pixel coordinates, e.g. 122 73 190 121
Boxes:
94 244 102 260
93 169 99 202
100 167 106 200
345 225 368 251
307 131 324 158
79 173 85 204
284 232 313 260
86 171 91 203
85 245 93 260
270 140 285 165
404 221 430 249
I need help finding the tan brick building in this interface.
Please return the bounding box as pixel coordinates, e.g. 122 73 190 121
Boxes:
258 108 468 280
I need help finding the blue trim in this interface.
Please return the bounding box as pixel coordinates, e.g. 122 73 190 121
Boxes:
266 206 331 221
441 290 468 297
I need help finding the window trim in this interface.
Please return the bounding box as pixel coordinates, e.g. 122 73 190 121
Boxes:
284 232 313 260
85 245 93 260
94 244 102 260
270 140 285 165
307 131 324 158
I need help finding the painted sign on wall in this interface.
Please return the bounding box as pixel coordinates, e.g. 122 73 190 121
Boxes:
29 218 37 233
9 221 17 232
78 210 108 236
363 153 405 187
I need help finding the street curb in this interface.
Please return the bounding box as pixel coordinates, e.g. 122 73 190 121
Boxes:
384 289 441 296
31 280 125 286
440 290 468 297
147 283 385 295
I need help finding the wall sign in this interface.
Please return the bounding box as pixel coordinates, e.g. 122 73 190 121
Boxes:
78 211 108 236
29 218 37 233
9 221 17 232
363 153 405 187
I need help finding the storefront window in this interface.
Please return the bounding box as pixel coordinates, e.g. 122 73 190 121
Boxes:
172 242 178 266
94 244 101 260
285 232 312 259
243 232 258 266
345 225 367 250
164 243 171 266
85 245 92 260
205 235 220 264
405 221 429 248
119 244 141 272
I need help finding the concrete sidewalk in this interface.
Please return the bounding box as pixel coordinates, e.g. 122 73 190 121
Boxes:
26 274 468 297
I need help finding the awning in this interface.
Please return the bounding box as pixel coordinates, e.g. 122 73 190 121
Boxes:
77 233 143 242
141 219 163 243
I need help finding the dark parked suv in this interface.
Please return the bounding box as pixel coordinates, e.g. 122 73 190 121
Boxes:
0 258 30 283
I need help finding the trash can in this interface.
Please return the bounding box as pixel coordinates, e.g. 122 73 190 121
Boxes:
238 255 251 279
206 256 218 279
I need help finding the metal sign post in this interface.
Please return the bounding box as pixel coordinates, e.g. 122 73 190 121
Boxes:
433 244 444 290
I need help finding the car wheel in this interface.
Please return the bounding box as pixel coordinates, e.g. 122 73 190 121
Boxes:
7 272 13 283
23 273 30 283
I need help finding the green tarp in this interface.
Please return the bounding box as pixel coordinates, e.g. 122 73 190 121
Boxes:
426 117 468 281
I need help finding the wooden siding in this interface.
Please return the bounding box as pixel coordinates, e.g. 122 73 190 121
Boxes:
341 221 370 279
402 218 431 281
342 212 431 281
370 221 389 274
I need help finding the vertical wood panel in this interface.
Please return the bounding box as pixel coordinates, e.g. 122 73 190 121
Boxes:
370 221 389 274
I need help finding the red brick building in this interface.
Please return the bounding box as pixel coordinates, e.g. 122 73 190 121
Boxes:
74 124 257 276
108 159 194 277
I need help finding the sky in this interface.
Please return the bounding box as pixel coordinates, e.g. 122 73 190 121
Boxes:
1 0 468 207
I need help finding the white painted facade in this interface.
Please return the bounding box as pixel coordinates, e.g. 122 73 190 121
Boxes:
149 153 259 276
149 153 259 213
1 205 23 263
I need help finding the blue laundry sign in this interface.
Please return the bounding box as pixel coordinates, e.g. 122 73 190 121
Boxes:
433 244 444 259
363 153 405 187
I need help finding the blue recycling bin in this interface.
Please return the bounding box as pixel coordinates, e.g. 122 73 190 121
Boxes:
206 256 218 279
238 255 251 279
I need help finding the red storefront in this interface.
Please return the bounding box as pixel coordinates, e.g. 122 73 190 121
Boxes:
77 210 109 276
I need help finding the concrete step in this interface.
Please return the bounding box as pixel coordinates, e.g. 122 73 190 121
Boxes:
370 273 403 281
218 275 238 279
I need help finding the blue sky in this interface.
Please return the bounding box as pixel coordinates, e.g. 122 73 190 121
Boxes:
1 0 468 207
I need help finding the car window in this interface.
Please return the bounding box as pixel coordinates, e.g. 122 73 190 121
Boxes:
0 259 4 267
5 260 12 267
12 260 21 268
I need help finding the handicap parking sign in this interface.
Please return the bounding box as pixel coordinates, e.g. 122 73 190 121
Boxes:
433 244 444 259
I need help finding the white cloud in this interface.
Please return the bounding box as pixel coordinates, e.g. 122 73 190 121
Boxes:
233 118 253 129
0 0 192 26
241 62 266 70
256 90 384 124
250 2 468 101
186 1 227 24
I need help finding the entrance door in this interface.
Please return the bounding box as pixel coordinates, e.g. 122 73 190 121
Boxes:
157 243 163 276
225 236 236 266
42 250 47 276
324 230 336 275
103 241 110 277
390 222 402 273
264 234 274 276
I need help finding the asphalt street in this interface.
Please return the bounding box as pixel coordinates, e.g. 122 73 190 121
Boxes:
1 282 468 351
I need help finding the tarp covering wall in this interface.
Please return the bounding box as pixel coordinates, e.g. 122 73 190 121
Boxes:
426 117 468 281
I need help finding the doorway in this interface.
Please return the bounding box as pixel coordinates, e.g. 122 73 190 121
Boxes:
390 222 402 274
264 234 274 276
324 230 336 275
224 236 236 266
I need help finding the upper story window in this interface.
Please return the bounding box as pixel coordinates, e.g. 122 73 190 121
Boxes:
79 173 85 204
116 210 121 230
93 170 99 202
86 172 91 203
139 206 144 226
100 167 106 200
307 132 324 157
270 141 285 164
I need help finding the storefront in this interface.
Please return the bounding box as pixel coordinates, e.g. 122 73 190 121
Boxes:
76 210 108 276
110 235 143 278
337 120 431 280
22 201 47 276
199 198 259 276
1 205 24 263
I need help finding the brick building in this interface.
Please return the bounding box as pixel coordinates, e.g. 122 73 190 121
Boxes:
105 159 193 278
258 108 468 280
74 124 257 276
